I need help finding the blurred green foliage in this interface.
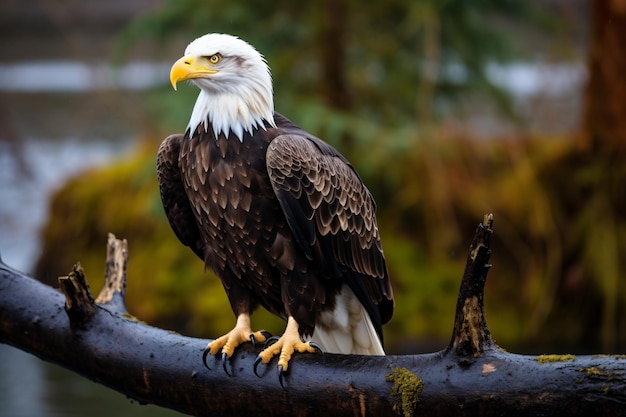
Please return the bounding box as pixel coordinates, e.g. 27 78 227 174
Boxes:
117 0 550 137
34 1 626 355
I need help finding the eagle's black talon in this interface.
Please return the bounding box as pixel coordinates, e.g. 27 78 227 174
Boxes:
263 336 280 348
278 365 287 391
309 342 324 355
222 352 232 376
202 347 212 370
251 331 273 347
253 356 266 378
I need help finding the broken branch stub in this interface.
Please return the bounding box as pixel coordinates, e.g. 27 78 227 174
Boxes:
58 262 96 327
447 213 495 359
95 233 128 310
58 234 129 327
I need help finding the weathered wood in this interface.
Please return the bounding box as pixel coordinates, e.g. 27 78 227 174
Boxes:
95 233 128 311
58 262 96 327
447 213 494 358
1 223 626 417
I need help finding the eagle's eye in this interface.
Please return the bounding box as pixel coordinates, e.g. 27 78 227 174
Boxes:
208 54 222 64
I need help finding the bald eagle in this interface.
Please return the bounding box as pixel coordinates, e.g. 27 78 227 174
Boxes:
157 33 394 378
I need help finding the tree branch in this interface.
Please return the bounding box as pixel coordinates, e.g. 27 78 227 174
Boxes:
1 216 625 416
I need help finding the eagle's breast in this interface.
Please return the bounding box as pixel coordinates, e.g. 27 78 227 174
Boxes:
178 129 290 313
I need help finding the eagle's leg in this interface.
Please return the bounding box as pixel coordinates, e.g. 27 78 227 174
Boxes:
255 316 321 377
205 313 269 366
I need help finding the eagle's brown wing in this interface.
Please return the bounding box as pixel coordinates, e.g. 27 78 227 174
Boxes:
266 134 394 331
156 134 205 261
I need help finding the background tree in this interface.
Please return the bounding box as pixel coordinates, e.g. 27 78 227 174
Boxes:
581 0 626 152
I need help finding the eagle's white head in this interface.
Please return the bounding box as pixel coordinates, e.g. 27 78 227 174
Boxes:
170 33 276 140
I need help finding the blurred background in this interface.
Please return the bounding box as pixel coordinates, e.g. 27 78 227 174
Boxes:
1 0 624 415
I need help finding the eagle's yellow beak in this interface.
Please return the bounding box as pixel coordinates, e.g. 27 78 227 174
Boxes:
169 55 218 91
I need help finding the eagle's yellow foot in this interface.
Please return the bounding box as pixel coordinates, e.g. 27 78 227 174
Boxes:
202 314 269 374
253 317 323 389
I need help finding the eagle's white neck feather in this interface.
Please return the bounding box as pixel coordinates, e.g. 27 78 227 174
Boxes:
184 34 276 141
188 85 274 141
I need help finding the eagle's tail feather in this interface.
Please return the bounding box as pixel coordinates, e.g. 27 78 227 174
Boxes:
311 285 385 356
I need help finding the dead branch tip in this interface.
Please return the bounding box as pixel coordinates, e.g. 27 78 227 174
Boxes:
446 214 495 360
95 233 129 310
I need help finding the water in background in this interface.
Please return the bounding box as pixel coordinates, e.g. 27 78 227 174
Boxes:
0 137 128 274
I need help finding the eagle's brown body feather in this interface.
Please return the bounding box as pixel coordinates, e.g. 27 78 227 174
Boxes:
157 112 393 341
